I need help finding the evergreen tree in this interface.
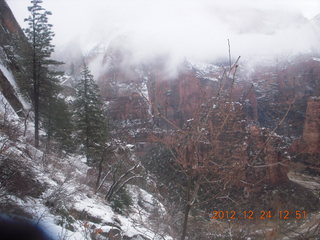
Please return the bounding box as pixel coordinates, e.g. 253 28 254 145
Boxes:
23 0 62 147
73 64 107 165
43 96 74 153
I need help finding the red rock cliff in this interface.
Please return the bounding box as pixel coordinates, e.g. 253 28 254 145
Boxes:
302 97 320 153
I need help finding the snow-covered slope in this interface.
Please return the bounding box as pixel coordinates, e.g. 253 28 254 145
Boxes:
0 113 172 240
0 60 30 110
0 53 172 239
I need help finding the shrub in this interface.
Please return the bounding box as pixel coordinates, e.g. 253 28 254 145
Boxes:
110 187 133 214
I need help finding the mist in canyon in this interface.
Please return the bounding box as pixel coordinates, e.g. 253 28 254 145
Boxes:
6 0 320 77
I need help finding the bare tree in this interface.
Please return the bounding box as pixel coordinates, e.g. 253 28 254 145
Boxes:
93 140 145 202
146 56 252 239
146 54 294 239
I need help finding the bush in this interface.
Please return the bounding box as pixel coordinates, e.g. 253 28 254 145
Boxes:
0 156 45 199
55 207 75 232
110 187 133 214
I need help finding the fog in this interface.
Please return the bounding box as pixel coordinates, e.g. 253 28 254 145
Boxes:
6 0 320 72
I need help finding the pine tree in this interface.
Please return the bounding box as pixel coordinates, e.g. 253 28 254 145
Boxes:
23 0 62 147
73 64 107 165
43 96 74 153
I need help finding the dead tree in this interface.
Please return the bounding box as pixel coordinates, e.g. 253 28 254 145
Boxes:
147 56 252 240
93 140 144 202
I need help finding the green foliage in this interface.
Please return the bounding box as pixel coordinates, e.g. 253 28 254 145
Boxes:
73 64 107 165
43 97 75 152
22 0 64 147
54 207 75 232
24 0 55 59
22 0 62 98
110 186 133 214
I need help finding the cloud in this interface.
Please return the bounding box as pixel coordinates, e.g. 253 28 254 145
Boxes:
6 0 320 71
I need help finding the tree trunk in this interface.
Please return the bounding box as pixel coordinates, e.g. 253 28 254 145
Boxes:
33 63 39 148
181 203 191 240
95 156 104 193
34 89 39 147
105 164 139 201
32 14 39 148
23 110 30 137
181 177 193 240
105 181 117 201
84 75 90 164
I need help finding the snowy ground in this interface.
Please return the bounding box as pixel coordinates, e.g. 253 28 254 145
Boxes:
0 71 172 239
1 141 173 240
1 139 173 240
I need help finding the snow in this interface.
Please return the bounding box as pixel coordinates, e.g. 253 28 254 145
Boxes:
288 171 320 191
2 135 172 240
0 91 19 120
65 95 76 103
0 82 171 239
70 185 171 239
126 144 135 149
0 61 31 110
186 61 219 74
202 76 219 82
312 57 320 62
59 74 73 86
310 96 320 100
20 198 85 240
73 195 114 223
140 81 149 101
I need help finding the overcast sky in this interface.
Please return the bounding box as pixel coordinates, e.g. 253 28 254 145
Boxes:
5 0 320 69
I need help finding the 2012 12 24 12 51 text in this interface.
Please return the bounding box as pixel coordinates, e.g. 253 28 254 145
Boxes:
210 210 307 220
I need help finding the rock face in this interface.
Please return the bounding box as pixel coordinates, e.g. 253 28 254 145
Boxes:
96 46 312 188
97 47 150 124
0 69 24 115
64 38 320 188
291 97 320 170
251 57 320 137
301 97 320 154
107 94 149 122
148 66 209 128
148 64 259 128
0 0 23 35
246 125 289 188
0 0 27 116
97 48 258 129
